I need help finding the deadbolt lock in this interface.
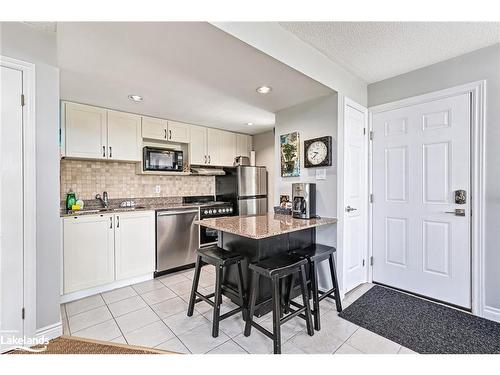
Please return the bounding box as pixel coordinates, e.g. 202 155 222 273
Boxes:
455 190 466 205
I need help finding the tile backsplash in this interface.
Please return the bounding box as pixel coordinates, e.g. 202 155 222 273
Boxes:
60 159 215 201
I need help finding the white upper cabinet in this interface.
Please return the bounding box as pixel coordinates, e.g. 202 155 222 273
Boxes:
63 214 115 294
167 120 190 143
189 125 208 165
207 128 222 166
64 102 107 159
142 116 168 141
114 211 155 281
107 110 141 161
236 133 253 158
220 130 237 167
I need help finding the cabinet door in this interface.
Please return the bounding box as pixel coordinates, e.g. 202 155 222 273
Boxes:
220 131 237 166
167 121 190 143
189 125 207 165
236 133 252 158
65 102 107 159
207 128 222 166
115 211 155 280
142 116 167 141
63 214 115 293
107 110 141 161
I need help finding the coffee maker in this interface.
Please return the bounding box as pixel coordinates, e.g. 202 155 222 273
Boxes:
292 183 316 219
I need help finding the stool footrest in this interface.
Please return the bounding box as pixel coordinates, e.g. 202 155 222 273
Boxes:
219 307 243 321
248 321 274 340
195 291 215 307
318 288 338 301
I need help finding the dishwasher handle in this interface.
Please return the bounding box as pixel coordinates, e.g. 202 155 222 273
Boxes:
157 209 199 216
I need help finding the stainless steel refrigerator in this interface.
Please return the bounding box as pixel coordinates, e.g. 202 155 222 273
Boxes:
237 166 268 215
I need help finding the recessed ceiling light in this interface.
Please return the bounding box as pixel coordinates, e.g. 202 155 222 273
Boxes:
128 94 143 102
246 122 254 126
256 86 272 94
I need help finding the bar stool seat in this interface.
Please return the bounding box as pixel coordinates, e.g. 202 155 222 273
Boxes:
245 254 314 354
288 244 342 331
187 245 246 338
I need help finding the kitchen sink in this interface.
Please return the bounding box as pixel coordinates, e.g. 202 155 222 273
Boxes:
69 206 147 215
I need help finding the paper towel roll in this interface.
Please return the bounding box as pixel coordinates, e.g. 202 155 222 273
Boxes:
250 151 256 166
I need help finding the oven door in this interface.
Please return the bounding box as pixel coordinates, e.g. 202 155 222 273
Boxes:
199 225 218 247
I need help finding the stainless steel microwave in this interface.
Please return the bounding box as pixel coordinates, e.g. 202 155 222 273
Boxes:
143 147 183 172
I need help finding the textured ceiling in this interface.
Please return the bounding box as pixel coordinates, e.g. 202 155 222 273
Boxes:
280 22 500 83
57 22 332 135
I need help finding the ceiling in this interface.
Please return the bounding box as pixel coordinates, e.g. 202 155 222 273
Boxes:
280 22 500 83
57 22 333 135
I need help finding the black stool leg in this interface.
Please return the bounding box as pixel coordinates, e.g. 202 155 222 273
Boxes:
236 262 246 320
187 255 202 317
310 260 321 330
212 264 223 338
244 271 259 337
271 277 282 354
328 254 343 312
299 265 314 336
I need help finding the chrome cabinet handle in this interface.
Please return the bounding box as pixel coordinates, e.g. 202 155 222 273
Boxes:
345 205 357 212
204 155 207 164
103 146 106 157
109 217 113 229
208 155 211 164
117 216 120 228
444 208 465 216
164 129 167 139
169 130 172 140
109 146 112 158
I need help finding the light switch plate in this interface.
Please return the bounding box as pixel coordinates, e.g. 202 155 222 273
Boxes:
315 169 326 180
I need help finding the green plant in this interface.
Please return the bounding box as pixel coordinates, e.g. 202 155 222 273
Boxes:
282 143 296 161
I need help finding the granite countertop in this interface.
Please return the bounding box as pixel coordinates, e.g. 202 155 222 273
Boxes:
194 213 337 239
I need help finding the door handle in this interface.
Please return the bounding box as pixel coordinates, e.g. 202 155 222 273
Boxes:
109 146 112 158
444 208 466 216
345 205 357 212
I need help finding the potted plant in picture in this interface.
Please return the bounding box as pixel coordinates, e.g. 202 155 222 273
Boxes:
282 143 297 174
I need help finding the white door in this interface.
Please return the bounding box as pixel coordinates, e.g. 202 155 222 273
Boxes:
372 93 471 308
64 102 107 159
343 99 368 293
220 130 237 167
107 110 141 161
189 125 207 165
142 116 168 141
63 214 115 293
167 121 190 143
115 211 155 280
0 66 24 351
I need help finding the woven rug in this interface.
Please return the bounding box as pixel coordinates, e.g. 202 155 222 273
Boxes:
339 285 500 354
9 335 172 354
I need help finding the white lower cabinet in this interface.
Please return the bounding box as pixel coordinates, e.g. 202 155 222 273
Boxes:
115 211 155 280
63 211 155 295
63 214 115 294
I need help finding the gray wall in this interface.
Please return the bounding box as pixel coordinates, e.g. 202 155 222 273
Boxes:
368 43 500 314
1 22 61 330
275 94 339 288
253 131 275 211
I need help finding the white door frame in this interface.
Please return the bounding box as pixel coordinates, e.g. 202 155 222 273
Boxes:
0 55 37 345
338 96 369 297
368 80 486 317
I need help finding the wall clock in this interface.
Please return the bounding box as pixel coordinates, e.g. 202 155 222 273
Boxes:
304 136 332 168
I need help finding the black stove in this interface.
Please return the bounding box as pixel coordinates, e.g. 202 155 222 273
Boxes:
200 202 234 219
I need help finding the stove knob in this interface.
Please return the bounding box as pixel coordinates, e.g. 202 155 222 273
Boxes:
217 209 221 213
229 207 233 212
209 209 214 214
204 210 208 215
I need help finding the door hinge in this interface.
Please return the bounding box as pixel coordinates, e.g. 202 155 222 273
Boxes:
362 259 365 267
21 94 25 107
22 307 25 320
370 256 374 266
369 131 374 141
369 194 374 203
363 128 366 135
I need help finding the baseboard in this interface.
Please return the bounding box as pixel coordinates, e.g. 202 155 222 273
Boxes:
60 273 153 304
483 306 500 323
35 321 63 341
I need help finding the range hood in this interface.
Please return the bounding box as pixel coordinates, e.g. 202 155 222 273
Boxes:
190 167 226 176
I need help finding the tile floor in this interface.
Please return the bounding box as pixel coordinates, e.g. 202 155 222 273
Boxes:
61 268 416 354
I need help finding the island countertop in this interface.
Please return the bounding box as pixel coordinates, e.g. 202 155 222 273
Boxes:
194 213 337 239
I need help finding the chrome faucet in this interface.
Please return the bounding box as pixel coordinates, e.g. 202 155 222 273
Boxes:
95 191 109 208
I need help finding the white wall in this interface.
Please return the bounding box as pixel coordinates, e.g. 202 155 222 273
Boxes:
275 94 340 289
1 22 61 330
253 131 275 211
368 43 500 320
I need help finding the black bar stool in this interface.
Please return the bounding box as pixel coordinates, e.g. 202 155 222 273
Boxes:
187 245 245 338
288 244 342 331
244 255 314 354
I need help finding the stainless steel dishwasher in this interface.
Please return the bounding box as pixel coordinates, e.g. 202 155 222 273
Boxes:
156 207 199 275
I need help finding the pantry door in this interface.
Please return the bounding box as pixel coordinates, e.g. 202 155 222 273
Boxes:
372 93 471 308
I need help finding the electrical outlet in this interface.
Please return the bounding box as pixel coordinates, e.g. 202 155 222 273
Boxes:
155 185 161 194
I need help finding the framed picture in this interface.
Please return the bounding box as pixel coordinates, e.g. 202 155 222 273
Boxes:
280 132 300 177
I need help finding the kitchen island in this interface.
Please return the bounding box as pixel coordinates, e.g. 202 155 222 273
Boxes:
194 213 337 316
